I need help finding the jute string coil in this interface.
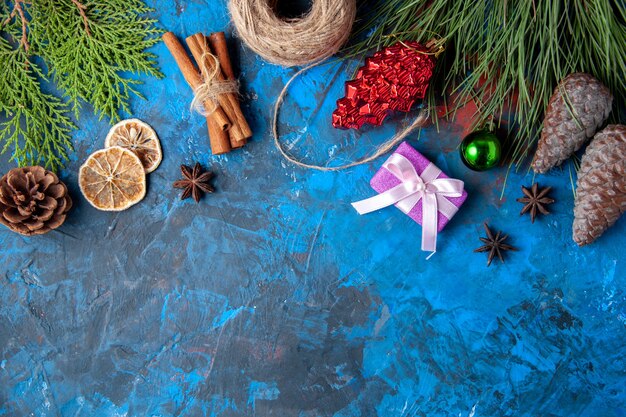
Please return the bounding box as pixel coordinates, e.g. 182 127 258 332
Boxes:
229 0 427 170
190 53 239 117
228 0 357 67
272 62 429 171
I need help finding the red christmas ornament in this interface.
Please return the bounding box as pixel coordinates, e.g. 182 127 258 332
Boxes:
332 41 436 130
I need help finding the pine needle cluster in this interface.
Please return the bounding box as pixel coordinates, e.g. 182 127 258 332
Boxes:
346 0 626 168
0 35 73 171
0 0 162 171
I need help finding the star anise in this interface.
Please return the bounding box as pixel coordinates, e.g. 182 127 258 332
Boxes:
173 163 214 203
516 183 554 223
474 223 517 266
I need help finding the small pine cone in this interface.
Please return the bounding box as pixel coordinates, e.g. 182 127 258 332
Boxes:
0 166 72 236
573 125 626 246
532 73 613 173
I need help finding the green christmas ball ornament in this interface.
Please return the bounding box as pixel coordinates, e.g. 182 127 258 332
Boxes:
460 130 502 171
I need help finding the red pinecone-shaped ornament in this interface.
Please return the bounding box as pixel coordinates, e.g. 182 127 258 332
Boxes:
332 41 436 130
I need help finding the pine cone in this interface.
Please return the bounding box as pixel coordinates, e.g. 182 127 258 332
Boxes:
532 73 613 173
0 166 72 236
573 125 626 246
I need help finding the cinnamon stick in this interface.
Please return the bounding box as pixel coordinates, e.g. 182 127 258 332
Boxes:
207 116 230 155
186 33 250 148
208 32 235 80
208 32 253 143
162 32 231 155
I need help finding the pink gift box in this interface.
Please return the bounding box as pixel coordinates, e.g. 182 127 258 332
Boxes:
370 142 468 232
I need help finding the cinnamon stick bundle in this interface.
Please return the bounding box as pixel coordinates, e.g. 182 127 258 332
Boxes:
186 33 251 148
162 31 252 155
162 32 231 154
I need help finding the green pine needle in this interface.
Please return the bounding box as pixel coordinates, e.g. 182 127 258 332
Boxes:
0 11 73 172
345 0 626 168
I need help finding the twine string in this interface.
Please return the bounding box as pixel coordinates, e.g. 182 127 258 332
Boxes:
191 52 240 116
228 0 427 168
272 61 430 171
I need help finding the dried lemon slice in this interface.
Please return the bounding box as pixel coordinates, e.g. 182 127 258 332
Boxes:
79 147 146 211
104 118 162 173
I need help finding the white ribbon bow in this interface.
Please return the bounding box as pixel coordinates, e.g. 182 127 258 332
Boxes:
352 153 465 257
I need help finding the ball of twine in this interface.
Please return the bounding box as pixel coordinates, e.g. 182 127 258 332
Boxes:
228 0 357 67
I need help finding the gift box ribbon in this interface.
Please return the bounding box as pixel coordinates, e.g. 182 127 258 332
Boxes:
352 153 465 256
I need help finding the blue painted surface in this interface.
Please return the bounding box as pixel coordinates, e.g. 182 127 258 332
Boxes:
0 1 625 416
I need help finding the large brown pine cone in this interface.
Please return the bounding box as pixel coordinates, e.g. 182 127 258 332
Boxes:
573 125 626 246
0 166 72 236
532 73 613 173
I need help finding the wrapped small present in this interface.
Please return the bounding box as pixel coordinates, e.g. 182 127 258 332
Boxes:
352 142 467 254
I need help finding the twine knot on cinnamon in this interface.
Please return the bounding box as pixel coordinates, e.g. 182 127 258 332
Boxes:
191 53 240 117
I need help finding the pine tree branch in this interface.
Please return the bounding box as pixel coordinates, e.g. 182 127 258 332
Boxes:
0 37 74 171
0 0 161 170
344 0 626 169
14 0 28 52
2 0 30 52
1 8 17 28
29 0 163 122
70 0 90 36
